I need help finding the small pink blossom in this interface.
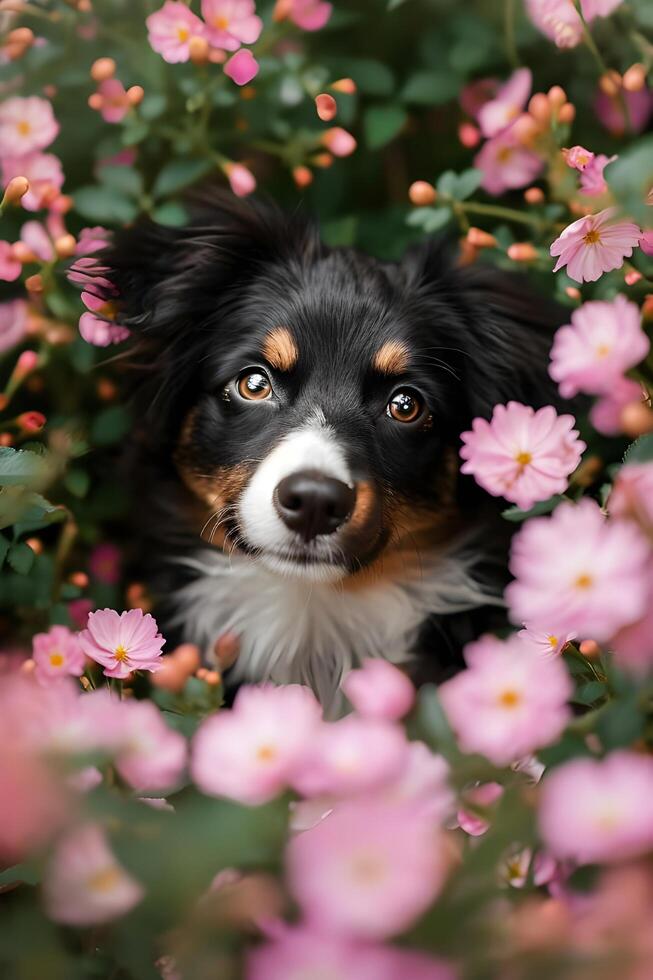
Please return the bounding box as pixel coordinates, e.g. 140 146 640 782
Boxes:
611 579 653 675
78 608 165 679
20 220 54 262
1 152 64 212
459 77 499 120
460 402 585 511
590 377 646 436
439 633 572 767
192 684 322 805
579 153 617 197
224 161 256 197
43 824 144 926
75 226 111 257
609 463 653 537
114 700 187 792
0 97 59 156
276 0 333 31
526 0 623 48
564 146 595 172
550 208 642 283
342 659 415 721
639 230 653 257
549 295 649 398
96 78 131 124
321 127 357 157
79 291 130 347
518 626 575 658
146 1 206 63
89 542 121 585
224 48 259 85
0 744 69 864
380 741 454 821
478 68 532 138
457 782 504 837
506 498 651 641
501 847 558 889
475 129 543 196
539 752 653 865
287 800 447 939
201 0 263 52
595 86 652 137
32 625 85 684
0 298 28 353
0 241 20 282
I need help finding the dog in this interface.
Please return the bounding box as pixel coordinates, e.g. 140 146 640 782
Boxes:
96 191 565 710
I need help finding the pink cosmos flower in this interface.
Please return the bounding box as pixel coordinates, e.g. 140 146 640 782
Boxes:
192 684 322 805
287 800 447 939
321 127 357 157
506 498 650 640
1 152 64 211
379 741 454 821
89 542 121 584
611 579 653 675
457 782 504 837
439 633 572 767
500 847 558 889
478 68 532 138
526 0 623 48
224 161 256 197
0 743 69 865
0 298 28 353
20 219 54 262
550 208 642 283
114 699 187 792
475 129 543 196
275 0 333 31
579 154 617 197
0 97 59 156
76 226 110 256
595 86 652 137
549 295 649 398
224 48 259 85
78 608 165 678
43 823 144 926
342 659 415 721
564 146 595 172
640 230 653 257
146 1 206 63
95 78 131 124
518 626 575 658
460 402 585 511
539 752 653 865
609 463 653 537
201 0 263 52
79 292 130 347
0 241 20 282
590 377 646 436
32 625 85 684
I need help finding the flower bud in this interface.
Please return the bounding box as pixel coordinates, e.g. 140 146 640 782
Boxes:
126 85 144 107
25 274 43 293
315 93 337 122
1 175 29 209
621 401 653 438
25 537 43 554
511 113 539 144
458 121 481 148
527 93 551 124
622 63 646 93
641 295 653 321
16 411 46 433
467 227 498 249
579 639 600 658
624 270 642 286
321 127 357 157
599 70 622 97
272 0 292 21
524 187 544 204
214 631 239 670
90 57 116 82
292 165 313 188
55 234 77 259
547 85 567 108
331 78 356 95
69 571 89 588
507 242 538 262
311 152 333 168
15 350 39 378
565 286 581 301
0 432 13 446
224 161 256 197
188 35 210 65
88 92 103 111
557 102 575 124
408 180 436 206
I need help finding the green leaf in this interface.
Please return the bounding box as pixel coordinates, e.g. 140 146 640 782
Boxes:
0 531 8 566
401 70 460 106
151 202 189 227
537 732 594 767
622 433 653 465
7 541 35 575
364 104 407 149
63 467 90 499
455 168 483 200
321 215 358 247
153 159 212 199
606 136 653 226
406 206 452 233
90 405 132 447
12 493 66 538
139 92 167 121
97 164 143 198
72 185 138 225
597 695 645 749
574 680 607 706
502 494 566 522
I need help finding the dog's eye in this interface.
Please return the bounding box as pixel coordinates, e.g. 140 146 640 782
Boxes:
236 369 272 402
387 389 424 423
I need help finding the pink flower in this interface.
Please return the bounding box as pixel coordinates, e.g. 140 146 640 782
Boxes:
579 153 617 197
224 161 256 197
518 626 575 658
581 0 623 14
506 498 651 641
342 659 415 721
379 741 454 821
20 219 54 261
526 0 623 48
439 633 572 766
79 291 130 347
68 598 94 629
478 68 532 138
201 0 263 51
43 824 144 926
539 752 653 865
609 463 653 537
1 152 64 211
0 298 28 353
78 608 165 678
321 127 357 157
550 208 642 283
457 782 504 837
0 97 59 156
564 145 595 171
275 0 333 31
32 625 85 684
595 86 652 137
501 847 558 889
549 295 649 398
224 48 259 85
192 684 322 805
475 129 543 195
89 542 121 584
611 579 653 675
0 241 20 282
95 78 131 124
0 743 69 865
114 700 187 792
590 377 646 436
460 402 585 511
640 230 653 257
146 1 206 63
287 800 447 939
76 226 110 256
459 77 499 120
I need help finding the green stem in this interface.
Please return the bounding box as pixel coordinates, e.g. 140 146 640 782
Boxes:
504 0 519 69
458 200 547 230
574 1 632 133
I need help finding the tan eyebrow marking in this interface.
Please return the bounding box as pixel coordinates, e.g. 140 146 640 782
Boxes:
262 327 299 372
372 340 410 375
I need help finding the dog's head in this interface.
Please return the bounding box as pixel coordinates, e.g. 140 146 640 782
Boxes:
98 192 564 582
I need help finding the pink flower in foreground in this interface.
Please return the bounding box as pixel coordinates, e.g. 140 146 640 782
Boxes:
342 659 415 721
439 634 572 766
0 241 20 282
549 295 649 398
32 625 85 684
224 161 256 197
0 298 28 353
478 68 532 138
321 127 357 157
518 626 575 658
287 800 446 939
20 220 54 262
506 498 650 640
201 0 263 51
611 578 653 675
579 153 617 197
275 0 333 31
0 744 69 864
609 463 653 538
460 402 585 511
380 741 454 822
590 377 646 436
539 752 653 865
192 684 322 805
43 824 144 926
89 542 121 585
595 86 652 137
224 48 259 85
550 208 641 283
114 700 187 792
79 292 130 347
95 78 131 124
1 152 64 211
475 130 543 195
146 1 206 63
76 226 111 256
0 97 59 156
457 782 504 837
78 608 165 678
525 0 584 48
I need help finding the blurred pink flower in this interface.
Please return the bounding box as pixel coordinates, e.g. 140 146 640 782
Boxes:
460 402 585 511
609 463 653 537
611 578 653 674
564 145 594 171
439 633 572 766
287 800 447 939
526 0 623 48
0 241 20 282
43 823 144 926
79 608 165 678
89 542 121 585
549 295 649 398
79 291 130 347
579 153 617 197
501 846 558 889
96 79 131 124
475 130 543 195
550 208 641 283
1 152 64 211
277 0 333 31
639 230 653 256
478 68 532 138
539 752 653 865
582 0 624 13
0 298 28 352
517 626 575 658
201 0 263 51
506 498 650 640
76 226 111 256
457 782 504 837
68 598 94 629
459 77 499 120
590 377 646 436
595 86 652 137
224 161 256 197
146 1 206 63
380 741 454 821
224 48 259 85
0 743 69 865
20 219 55 261
32 625 85 684
192 684 322 805
322 127 357 157
114 700 187 792
342 659 415 721
0 97 59 156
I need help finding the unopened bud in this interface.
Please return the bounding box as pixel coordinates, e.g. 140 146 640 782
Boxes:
188 35 210 64
528 93 551 124
126 85 144 107
90 57 115 82
214 631 240 670
331 78 356 95
467 227 498 249
622 63 646 93
565 286 581 301
624 270 643 286
16 411 46 432
25 537 43 554
642 295 653 321
547 85 567 108
69 571 89 588
507 242 538 262
272 0 292 22
315 92 337 122
524 186 544 204
15 350 39 378
20 658 35 675
55 234 77 259
311 152 333 168
599 70 622 97
621 401 653 438
25 274 43 293
292 165 313 188
557 102 575 124
511 113 539 144
88 92 103 111
458 121 481 148
1 175 29 208
97 377 118 401
408 180 436 206
579 640 600 659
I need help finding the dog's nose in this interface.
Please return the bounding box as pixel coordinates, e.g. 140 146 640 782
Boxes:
274 470 356 541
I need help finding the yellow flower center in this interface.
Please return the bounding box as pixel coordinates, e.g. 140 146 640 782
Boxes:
583 229 601 245
177 26 189 42
596 344 611 358
114 645 128 662
88 866 121 893
514 451 532 467
49 652 64 668
548 635 558 649
499 689 521 709
351 852 386 884
575 573 593 590
497 146 513 163
256 744 277 762
214 15 230 29
17 120 31 136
